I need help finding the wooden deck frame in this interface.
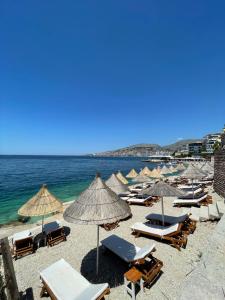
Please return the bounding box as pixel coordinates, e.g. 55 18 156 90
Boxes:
40 278 110 300
12 237 34 260
132 224 187 251
46 227 66 247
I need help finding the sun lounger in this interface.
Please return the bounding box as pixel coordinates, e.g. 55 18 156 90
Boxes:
173 194 212 207
182 188 203 196
40 259 110 300
145 213 196 234
178 191 206 200
127 195 154 206
12 230 34 259
178 184 202 191
43 221 66 247
131 222 187 250
101 234 156 264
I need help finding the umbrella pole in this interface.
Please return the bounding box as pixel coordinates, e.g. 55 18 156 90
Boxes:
161 196 165 226
192 179 194 199
41 215 44 233
96 225 99 275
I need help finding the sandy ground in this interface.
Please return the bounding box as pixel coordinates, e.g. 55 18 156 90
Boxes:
1 187 223 300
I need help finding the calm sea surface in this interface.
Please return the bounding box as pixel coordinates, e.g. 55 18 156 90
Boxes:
0 155 156 225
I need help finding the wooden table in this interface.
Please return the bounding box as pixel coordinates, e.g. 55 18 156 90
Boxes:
124 267 144 300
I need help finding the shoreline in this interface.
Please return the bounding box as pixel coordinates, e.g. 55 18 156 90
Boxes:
0 200 75 231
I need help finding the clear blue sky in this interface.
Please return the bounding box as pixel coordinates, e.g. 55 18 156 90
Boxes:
1 1 225 155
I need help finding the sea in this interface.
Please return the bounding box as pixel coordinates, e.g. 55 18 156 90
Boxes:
0 155 157 226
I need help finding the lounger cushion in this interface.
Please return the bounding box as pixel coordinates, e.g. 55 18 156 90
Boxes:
131 222 179 237
173 194 207 205
43 220 61 235
40 259 108 300
145 213 188 224
12 230 32 243
101 235 155 263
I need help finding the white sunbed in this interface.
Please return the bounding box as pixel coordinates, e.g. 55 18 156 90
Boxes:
40 259 109 300
12 230 33 243
127 195 152 205
145 213 189 224
178 184 202 191
101 234 155 263
43 220 61 235
183 188 203 196
173 194 208 206
131 222 180 237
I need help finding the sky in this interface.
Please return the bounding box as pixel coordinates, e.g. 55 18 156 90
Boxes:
1 0 225 155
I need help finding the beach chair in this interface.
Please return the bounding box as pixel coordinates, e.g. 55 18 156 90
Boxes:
131 222 187 250
101 234 156 264
173 194 212 207
43 221 66 247
127 195 154 207
101 235 163 288
12 230 34 259
145 213 196 234
40 259 110 300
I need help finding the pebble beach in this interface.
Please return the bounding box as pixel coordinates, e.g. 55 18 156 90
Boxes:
2 186 223 300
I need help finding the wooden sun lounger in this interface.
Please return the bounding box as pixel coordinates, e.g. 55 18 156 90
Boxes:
145 213 196 234
131 222 187 251
173 194 212 207
12 230 34 259
127 195 154 207
43 221 66 247
101 234 156 264
40 259 110 300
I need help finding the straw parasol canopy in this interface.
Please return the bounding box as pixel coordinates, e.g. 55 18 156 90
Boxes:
132 174 150 183
169 165 177 173
18 184 63 230
176 163 185 171
140 166 152 176
116 171 128 185
126 168 138 178
105 173 129 195
150 168 164 179
160 165 171 175
142 180 185 225
63 174 131 274
181 164 207 198
181 164 207 179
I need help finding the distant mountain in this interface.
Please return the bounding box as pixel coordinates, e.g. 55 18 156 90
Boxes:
95 139 202 157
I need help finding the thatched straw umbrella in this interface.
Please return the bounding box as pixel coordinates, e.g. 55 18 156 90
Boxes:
142 180 185 225
150 168 164 179
161 165 171 175
116 171 128 185
176 163 185 171
169 165 177 173
126 168 138 178
132 174 150 183
140 166 152 176
18 184 63 231
63 174 131 274
105 173 129 195
181 164 207 197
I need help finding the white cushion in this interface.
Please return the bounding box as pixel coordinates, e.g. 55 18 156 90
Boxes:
40 259 108 300
101 234 155 263
131 222 179 237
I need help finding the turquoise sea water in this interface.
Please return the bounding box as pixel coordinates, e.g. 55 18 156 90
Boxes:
0 155 156 225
